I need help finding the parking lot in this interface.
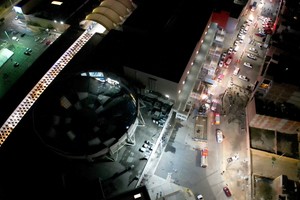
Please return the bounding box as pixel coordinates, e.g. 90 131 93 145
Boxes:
0 9 61 98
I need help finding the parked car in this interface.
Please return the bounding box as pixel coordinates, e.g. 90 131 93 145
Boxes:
14 62 19 67
246 18 253 24
34 36 40 42
218 60 224 68
225 57 232 66
45 40 52 45
243 62 253 68
12 36 19 41
233 45 239 53
139 147 151 154
144 140 154 147
233 40 239 46
227 47 233 55
143 143 153 151
249 47 258 53
247 53 257 60
24 50 31 55
223 186 232 197
238 75 249 82
239 28 247 35
196 194 204 200
216 129 223 143
237 33 245 39
24 48 32 56
242 23 249 29
233 67 240 75
220 52 227 61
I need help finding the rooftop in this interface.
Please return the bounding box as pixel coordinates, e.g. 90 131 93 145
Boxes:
32 71 138 158
266 54 300 86
255 98 300 121
120 0 214 83
16 0 97 25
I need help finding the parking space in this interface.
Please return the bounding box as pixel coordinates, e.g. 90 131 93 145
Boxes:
0 9 62 99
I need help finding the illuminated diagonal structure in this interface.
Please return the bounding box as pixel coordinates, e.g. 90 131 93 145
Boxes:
0 0 137 147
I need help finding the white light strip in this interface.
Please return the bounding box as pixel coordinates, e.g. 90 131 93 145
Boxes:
0 30 95 147
51 1 63 6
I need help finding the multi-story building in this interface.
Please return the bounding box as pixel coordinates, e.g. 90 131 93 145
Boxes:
1 0 299 199
245 1 300 196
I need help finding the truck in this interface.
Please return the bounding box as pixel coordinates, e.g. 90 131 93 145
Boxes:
200 148 208 168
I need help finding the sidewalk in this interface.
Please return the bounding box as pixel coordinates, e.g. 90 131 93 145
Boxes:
142 115 199 200
140 112 209 200
145 173 195 200
221 83 252 200
141 109 252 200
142 144 196 200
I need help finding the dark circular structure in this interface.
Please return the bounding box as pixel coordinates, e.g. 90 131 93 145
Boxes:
32 71 138 159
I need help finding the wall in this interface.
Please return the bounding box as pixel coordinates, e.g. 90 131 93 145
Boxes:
249 113 300 134
123 66 178 102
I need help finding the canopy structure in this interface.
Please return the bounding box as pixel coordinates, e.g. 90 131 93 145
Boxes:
82 0 136 33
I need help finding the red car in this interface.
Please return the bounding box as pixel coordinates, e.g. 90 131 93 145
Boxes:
225 57 232 66
223 186 232 197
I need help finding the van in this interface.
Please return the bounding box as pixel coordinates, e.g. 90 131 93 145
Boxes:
201 148 208 168
233 67 240 75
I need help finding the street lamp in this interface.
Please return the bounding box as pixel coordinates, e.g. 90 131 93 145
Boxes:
4 30 15 49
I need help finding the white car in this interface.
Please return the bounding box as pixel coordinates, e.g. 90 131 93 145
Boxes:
216 129 223 143
233 45 239 53
218 60 224 67
238 75 249 82
243 62 253 68
227 47 233 55
246 18 253 24
233 67 240 75
197 194 204 200
238 34 245 39
233 40 239 46
242 23 249 29
247 53 257 60
249 47 258 53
